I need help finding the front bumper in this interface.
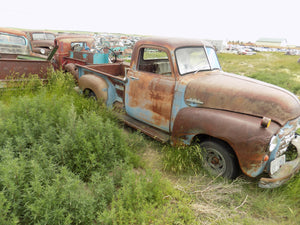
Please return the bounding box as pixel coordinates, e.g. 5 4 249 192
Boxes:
259 135 300 188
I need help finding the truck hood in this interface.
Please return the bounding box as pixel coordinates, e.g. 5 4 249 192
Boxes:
184 71 300 125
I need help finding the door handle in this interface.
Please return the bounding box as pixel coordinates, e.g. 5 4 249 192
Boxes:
129 76 139 80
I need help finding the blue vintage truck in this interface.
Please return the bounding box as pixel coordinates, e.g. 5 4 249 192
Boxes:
71 37 300 188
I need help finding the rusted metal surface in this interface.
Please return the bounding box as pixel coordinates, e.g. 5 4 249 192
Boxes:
171 107 281 177
77 63 129 108
126 69 175 131
0 59 52 79
79 74 108 101
259 135 300 188
54 35 95 69
184 71 300 126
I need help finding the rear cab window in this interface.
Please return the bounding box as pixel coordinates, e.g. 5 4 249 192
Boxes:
138 47 172 75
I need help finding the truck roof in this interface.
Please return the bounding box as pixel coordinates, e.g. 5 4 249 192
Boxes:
137 36 214 50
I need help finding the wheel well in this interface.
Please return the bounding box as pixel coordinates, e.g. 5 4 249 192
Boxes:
83 88 97 99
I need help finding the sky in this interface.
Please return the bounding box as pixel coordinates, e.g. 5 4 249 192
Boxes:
1 0 299 45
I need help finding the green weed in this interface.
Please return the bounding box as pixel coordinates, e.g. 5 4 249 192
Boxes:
218 52 300 95
162 144 203 174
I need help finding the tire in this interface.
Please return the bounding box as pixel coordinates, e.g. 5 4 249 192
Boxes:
200 140 239 179
83 89 97 100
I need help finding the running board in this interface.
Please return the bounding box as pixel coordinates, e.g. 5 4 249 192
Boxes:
116 113 170 143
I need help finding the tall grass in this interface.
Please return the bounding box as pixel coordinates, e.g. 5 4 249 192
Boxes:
0 71 196 224
218 52 300 95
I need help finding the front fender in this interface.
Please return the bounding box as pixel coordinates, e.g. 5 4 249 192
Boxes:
171 107 281 177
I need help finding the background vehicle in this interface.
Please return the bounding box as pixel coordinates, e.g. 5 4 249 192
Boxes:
54 35 117 81
0 28 57 87
238 48 256 55
25 30 56 56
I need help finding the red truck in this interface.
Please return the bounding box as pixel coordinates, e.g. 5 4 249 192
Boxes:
53 35 117 80
72 37 300 188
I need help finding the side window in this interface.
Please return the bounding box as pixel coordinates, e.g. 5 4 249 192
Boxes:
138 48 171 75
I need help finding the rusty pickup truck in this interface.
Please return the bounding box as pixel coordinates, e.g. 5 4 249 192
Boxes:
0 28 57 87
74 37 300 188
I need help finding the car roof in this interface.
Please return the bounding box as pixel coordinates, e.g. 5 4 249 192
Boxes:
0 28 27 37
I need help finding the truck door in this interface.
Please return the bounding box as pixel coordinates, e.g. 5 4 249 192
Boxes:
125 47 175 132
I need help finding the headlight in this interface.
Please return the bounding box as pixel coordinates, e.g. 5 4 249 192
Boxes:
40 49 46 55
269 136 279 152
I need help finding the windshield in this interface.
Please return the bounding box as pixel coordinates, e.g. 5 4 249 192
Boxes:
0 34 27 45
175 47 221 75
32 33 56 41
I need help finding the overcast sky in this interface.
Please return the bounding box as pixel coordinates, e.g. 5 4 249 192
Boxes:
1 0 299 45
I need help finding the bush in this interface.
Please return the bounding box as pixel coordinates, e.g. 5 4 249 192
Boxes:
0 148 97 224
0 79 132 181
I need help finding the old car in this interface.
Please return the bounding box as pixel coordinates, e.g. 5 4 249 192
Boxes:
70 37 300 188
0 28 32 55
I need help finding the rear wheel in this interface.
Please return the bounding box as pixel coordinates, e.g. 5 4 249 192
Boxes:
200 140 239 179
83 89 97 100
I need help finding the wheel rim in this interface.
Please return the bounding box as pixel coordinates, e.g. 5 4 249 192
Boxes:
204 149 226 175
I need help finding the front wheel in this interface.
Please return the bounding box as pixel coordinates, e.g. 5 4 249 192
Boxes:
200 140 239 179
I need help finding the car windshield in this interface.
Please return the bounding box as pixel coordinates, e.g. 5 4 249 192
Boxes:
0 34 27 45
175 46 221 75
32 33 55 41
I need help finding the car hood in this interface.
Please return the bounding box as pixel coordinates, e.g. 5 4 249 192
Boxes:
184 71 300 125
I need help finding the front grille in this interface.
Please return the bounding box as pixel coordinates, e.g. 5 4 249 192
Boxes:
276 117 299 157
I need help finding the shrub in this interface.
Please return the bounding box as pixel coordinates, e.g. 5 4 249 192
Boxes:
0 148 97 224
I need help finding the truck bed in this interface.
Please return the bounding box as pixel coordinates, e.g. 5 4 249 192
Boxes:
78 62 130 80
0 58 52 80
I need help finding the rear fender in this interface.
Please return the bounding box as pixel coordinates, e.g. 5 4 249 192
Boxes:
171 107 281 177
78 74 108 103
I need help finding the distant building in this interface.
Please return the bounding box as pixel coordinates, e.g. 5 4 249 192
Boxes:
256 38 287 47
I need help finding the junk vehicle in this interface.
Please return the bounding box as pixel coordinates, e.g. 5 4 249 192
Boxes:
53 35 117 80
73 37 300 188
25 30 56 57
0 28 57 88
